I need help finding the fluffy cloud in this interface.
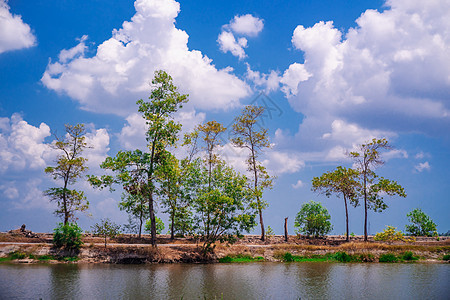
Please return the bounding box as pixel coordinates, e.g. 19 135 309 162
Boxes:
0 114 52 173
42 0 250 115
245 63 281 92
218 14 264 59
217 31 248 60
0 0 36 54
292 180 304 189
414 161 431 173
277 0 450 162
228 14 264 37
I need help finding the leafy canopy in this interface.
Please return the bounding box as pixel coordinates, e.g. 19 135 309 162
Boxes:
405 208 437 237
294 200 333 237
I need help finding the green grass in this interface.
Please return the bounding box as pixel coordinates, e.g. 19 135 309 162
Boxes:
280 251 376 263
219 254 264 263
442 254 450 261
401 251 419 261
379 253 398 263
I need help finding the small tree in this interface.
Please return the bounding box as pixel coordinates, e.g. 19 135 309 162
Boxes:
294 200 333 237
45 124 89 225
312 166 360 241
405 208 437 237
91 218 121 248
231 105 273 241
374 226 415 243
145 217 165 235
53 222 83 253
349 138 406 241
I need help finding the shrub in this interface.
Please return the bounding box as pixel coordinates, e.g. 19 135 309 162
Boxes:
334 251 352 262
442 254 450 261
405 208 437 237
358 253 375 262
53 222 83 252
10 251 27 260
294 200 333 237
283 252 294 262
402 251 418 261
374 226 415 243
379 253 398 263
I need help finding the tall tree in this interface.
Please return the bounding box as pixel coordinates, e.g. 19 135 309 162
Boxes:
349 138 407 241
89 70 188 246
44 124 89 225
183 121 256 252
312 166 360 241
231 105 273 241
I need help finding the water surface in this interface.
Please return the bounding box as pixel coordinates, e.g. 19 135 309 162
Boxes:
1 262 448 299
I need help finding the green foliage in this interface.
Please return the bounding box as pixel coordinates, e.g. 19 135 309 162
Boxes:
374 226 415 243
145 217 165 235
91 218 121 248
88 70 188 246
44 124 89 225
219 254 264 263
266 226 275 238
349 138 406 241
405 208 437 237
401 251 418 261
10 251 27 260
442 254 450 261
379 253 398 263
53 222 83 251
283 252 294 262
333 251 353 262
312 166 360 241
231 105 274 241
294 200 333 237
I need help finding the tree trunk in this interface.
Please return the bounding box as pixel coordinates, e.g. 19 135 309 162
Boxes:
284 217 288 242
138 210 143 239
259 209 265 242
363 175 368 242
170 210 175 240
104 236 107 248
344 195 349 242
149 192 156 246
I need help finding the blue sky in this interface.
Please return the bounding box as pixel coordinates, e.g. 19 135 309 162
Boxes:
1 0 449 235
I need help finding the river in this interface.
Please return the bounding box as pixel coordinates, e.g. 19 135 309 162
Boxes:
0 262 448 299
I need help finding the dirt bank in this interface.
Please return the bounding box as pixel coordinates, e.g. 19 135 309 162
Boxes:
1 232 449 264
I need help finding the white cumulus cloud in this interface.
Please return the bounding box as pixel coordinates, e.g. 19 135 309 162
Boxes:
0 0 36 54
228 14 264 37
42 0 250 116
292 180 304 189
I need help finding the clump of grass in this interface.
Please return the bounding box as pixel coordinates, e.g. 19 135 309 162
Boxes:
358 253 375 262
442 254 450 261
379 253 398 263
219 254 264 263
401 251 418 261
38 255 55 261
58 256 79 262
9 251 27 260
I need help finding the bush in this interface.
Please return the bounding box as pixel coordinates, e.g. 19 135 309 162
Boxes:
10 251 27 260
442 254 450 261
379 253 398 263
401 251 418 261
405 208 437 237
283 252 294 262
374 226 415 243
358 253 375 262
294 200 333 237
334 251 352 262
53 222 83 252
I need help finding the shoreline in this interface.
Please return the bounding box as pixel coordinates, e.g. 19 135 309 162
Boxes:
1 233 449 265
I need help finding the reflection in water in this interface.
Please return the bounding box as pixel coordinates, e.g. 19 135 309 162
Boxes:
0 262 449 299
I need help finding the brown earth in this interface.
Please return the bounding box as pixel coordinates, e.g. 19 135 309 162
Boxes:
1 230 449 264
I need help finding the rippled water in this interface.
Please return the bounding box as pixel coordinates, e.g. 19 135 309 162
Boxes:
1 262 449 299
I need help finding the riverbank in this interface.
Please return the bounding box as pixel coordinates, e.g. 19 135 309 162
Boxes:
1 232 449 264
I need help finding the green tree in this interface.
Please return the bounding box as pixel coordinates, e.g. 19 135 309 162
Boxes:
91 218 121 248
405 208 437 237
156 152 192 239
53 222 83 253
89 70 188 246
145 217 165 235
312 166 360 241
231 105 273 241
349 138 407 241
44 124 89 225
294 200 333 237
118 192 149 239
184 122 256 252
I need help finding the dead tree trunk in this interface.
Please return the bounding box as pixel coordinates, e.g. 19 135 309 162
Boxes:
284 217 288 242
